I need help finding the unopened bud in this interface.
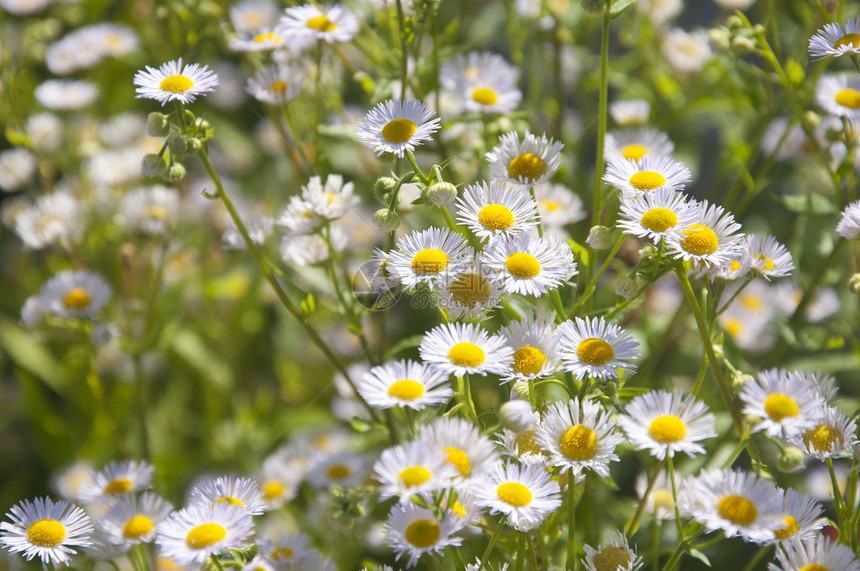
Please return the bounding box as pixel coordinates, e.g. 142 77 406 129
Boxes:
377 151 397 164
510 380 530 400
732 372 752 392
586 225 613 250
725 15 744 30
167 132 188 159
709 28 731 51
731 36 756 55
614 277 637 299
374 208 400 232
186 137 202 155
373 177 397 201
499 400 539 433
805 111 821 129
850 273 860 293
427 182 458 207
141 154 168 178
146 112 170 137
167 162 186 182
777 446 806 472
601 381 619 400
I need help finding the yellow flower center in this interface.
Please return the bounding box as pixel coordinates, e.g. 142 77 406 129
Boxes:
640 207 678 232
123 515 154 539
27 519 66 547
270 80 287 94
472 87 498 106
505 252 541 278
754 254 775 271
651 489 674 513
622 144 649 161
270 548 294 561
478 204 515 231
559 425 598 460
159 75 194 93
629 171 666 191
104 478 133 495
803 424 841 454
593 546 631 571
774 515 799 540
326 465 351 480
648 415 687 443
404 519 440 548
507 153 547 182
306 14 336 32
450 501 467 519
381 118 417 144
263 481 284 498
512 346 548 376
447 342 486 368
835 33 860 49
680 224 719 256
185 523 226 548
541 200 561 212
444 446 472 477
411 248 448 274
449 272 492 307
740 294 764 312
63 287 92 310
387 379 425 400
717 495 757 526
214 496 245 507
576 338 615 366
399 466 431 488
729 260 742 272
763 394 799 422
496 482 532 507
253 32 280 43
835 88 860 109
144 205 171 222
515 430 544 456
799 565 829 571
724 317 742 336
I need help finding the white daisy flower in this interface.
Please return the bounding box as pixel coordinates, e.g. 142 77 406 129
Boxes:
0 497 93 565
277 195 322 235
499 313 561 381
582 529 643 571
817 74 860 119
486 130 565 186
364 247 402 294
418 322 514 377
603 155 691 195
836 199 860 240
25 113 63 152
356 98 441 158
122 186 180 236
79 460 153 505
635 470 678 521
357 359 452 410
471 461 561 532
418 417 500 480
90 23 139 58
372 441 459 502
188 476 266 515
38 270 112 320
718 306 774 352
609 99 650 126
0 148 36 192
222 215 274 250
383 502 464 568
387 227 471 290
617 187 697 244
499 399 540 434
0 0 51 15
661 28 712 74
679 469 785 543
740 234 794 280
769 489 826 544
228 28 287 52
637 0 682 26
255 532 313 566
605 128 675 164
305 451 368 488
791 370 839 403
155 503 254 565
809 16 860 60
434 263 504 320
301 174 355 220
51 462 96 503
34 80 99 110
279 3 360 45
245 64 305 105
280 229 347 266
739 368 825 439
440 51 522 115
532 183 587 234
713 0 757 8
710 255 750 281
556 316 640 380
134 58 219 106
790 406 859 460
769 535 860 571
229 0 279 34
617 390 717 460
665 200 744 269
498 427 549 466
98 492 173 548
456 180 539 242
45 31 103 75
481 233 577 297
254 455 301 510
536 398 624 479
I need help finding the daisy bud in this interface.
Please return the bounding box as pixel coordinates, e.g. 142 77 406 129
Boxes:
377 151 397 164
580 0 606 16
710 28 731 51
586 225 612 250
146 112 170 137
732 372 753 392
726 15 744 30
141 153 168 178
614 277 637 299
374 208 400 232
511 380 530 400
601 380 619 399
849 273 860 293
777 446 806 472
499 399 539 433
805 111 820 128
731 36 756 55
167 162 187 182
167 132 188 159
427 182 458 208
373 177 397 201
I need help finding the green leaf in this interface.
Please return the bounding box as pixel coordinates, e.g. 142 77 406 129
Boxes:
300 294 316 316
688 548 712 567
610 0 637 18
779 193 838 214
0 319 68 391
169 329 233 390
383 334 424 360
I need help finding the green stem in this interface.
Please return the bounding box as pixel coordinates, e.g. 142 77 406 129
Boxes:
516 532 526 571
478 516 508 570
526 532 539 571
280 105 313 175
741 545 773 571
827 457 847 531
395 0 409 92
209 555 225 571
568 236 625 319
591 9 610 227
665 456 685 543
529 186 544 238
568 471 578 571
626 459 666 538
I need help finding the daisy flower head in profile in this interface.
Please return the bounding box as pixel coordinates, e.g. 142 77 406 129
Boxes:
229 0 280 34
661 28 713 74
279 3 359 45
305 451 368 489
604 127 674 164
246 64 305 105
769 535 860 571
155 503 254 565
617 389 717 460
418 321 513 377
582 529 643 571
486 130 565 187
609 99 650 126
481 232 577 297
418 416 500 480
603 154 691 195
836 199 860 240
383 502 464 568
741 234 794 280
536 398 624 480
78 460 153 505
635 470 678 521
0 497 93 565
456 180 539 242
133 58 219 106
617 187 697 245
556 316 640 380
532 182 586 236
816 74 860 120
35 79 99 110
768 488 826 544
356 98 441 158
665 200 744 270
372 441 459 503
188 476 266 515
471 461 561 532
357 359 452 411
386 227 471 290
228 26 288 52
440 51 522 115
739 368 825 440
790 405 859 460
809 16 860 60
